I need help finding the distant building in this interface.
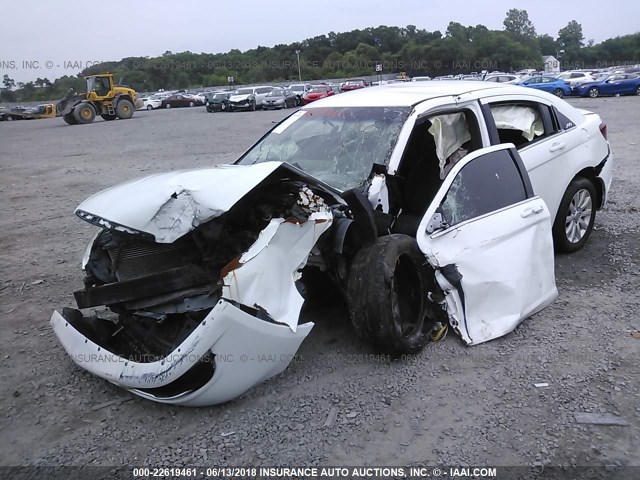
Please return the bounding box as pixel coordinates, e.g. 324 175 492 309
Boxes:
543 55 560 73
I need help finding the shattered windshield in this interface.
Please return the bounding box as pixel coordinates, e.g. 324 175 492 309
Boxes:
237 106 410 190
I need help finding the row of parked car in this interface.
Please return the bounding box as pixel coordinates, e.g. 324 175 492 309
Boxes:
138 79 368 113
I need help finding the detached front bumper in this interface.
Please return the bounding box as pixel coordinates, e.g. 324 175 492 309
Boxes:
51 300 313 406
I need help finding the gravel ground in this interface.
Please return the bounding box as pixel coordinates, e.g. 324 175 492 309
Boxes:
0 98 638 470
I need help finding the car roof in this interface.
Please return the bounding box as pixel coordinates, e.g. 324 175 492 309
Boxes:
304 81 523 108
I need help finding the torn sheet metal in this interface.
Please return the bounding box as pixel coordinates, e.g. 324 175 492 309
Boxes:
223 211 333 332
51 300 312 406
75 162 284 243
367 173 390 213
428 112 471 170
490 105 544 141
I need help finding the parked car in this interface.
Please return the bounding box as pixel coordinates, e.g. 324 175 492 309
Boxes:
161 94 201 108
289 83 311 102
138 97 163 110
557 71 596 86
302 85 335 104
514 75 572 97
261 89 299 109
228 86 275 111
51 82 612 406
484 74 519 83
340 78 367 91
205 92 232 112
411 76 432 82
572 73 640 98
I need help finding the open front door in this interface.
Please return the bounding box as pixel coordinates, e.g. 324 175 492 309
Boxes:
416 144 557 345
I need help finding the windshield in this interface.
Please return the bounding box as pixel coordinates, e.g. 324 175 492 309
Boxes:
290 85 304 91
234 88 253 95
267 90 285 97
309 86 328 93
237 106 410 190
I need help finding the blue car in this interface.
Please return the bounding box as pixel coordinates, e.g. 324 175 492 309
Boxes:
572 73 640 98
514 75 572 97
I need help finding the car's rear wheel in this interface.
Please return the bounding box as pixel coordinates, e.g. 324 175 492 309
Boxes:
589 87 600 98
165 103 171 109
146 104 153 110
553 177 597 253
347 234 433 356
553 88 564 98
636 86 640 96
189 101 194 107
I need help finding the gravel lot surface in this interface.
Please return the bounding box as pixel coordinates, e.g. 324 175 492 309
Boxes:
1 98 639 470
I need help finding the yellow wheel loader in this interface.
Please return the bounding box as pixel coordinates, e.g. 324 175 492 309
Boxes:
56 74 142 125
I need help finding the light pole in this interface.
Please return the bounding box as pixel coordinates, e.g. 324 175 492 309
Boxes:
295 50 301 82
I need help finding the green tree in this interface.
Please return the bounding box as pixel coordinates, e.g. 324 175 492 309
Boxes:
503 9 536 38
558 20 584 49
2 74 15 89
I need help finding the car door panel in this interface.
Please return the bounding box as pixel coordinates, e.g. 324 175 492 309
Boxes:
416 144 557 345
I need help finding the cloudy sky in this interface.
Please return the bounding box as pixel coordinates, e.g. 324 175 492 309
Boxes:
2 0 637 83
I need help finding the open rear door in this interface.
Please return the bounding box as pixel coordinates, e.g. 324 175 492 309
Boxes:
416 144 557 345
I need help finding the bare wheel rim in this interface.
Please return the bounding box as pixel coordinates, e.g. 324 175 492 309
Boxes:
565 189 593 243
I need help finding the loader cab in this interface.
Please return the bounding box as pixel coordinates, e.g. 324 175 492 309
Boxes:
87 75 113 99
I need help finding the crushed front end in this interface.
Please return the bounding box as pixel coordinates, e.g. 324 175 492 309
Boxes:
51 162 339 406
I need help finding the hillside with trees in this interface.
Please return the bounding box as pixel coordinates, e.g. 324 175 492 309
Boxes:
2 9 639 102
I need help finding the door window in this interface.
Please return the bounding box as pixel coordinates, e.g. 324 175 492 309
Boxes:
439 148 528 226
489 103 549 148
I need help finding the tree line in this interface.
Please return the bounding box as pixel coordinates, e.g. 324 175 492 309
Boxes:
2 9 639 102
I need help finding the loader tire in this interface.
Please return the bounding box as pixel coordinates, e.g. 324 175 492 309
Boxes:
115 99 134 119
101 114 117 121
347 234 431 356
63 113 78 125
73 104 96 124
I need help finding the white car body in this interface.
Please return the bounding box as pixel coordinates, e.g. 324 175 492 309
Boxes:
558 71 596 86
229 86 275 109
138 97 163 110
51 82 612 405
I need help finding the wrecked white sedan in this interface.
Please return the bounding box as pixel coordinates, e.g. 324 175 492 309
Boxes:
51 82 613 406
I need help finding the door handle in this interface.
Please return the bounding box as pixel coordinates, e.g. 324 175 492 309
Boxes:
549 141 566 152
521 205 544 218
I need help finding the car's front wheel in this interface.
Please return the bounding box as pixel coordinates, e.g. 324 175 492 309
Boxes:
347 234 434 356
553 177 597 253
589 87 600 98
146 104 153 110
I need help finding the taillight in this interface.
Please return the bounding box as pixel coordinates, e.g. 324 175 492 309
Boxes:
599 122 608 140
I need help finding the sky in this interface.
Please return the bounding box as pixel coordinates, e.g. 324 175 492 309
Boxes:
1 0 638 83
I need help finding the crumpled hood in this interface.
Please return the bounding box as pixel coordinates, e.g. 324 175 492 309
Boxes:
229 94 252 102
76 162 283 243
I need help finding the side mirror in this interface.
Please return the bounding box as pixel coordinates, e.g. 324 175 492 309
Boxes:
425 211 449 234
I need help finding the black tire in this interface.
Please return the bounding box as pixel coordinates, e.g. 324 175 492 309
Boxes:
636 86 640 96
62 113 77 125
146 104 154 110
115 99 134 119
347 234 432 356
553 88 564 98
250 101 256 111
165 103 171 109
73 103 96 124
588 87 599 98
552 177 597 253
221 103 227 111
101 114 117 121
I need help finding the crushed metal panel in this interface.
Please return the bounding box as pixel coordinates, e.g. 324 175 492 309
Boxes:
51 300 313 406
75 162 284 243
222 211 333 332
